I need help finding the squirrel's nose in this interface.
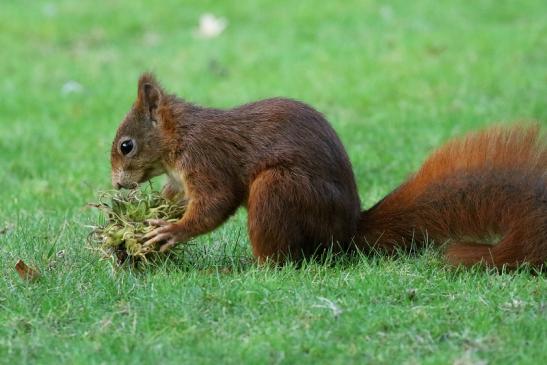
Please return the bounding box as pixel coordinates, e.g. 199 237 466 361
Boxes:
112 177 123 189
113 181 138 190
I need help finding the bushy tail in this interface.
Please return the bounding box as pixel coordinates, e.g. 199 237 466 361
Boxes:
358 124 546 268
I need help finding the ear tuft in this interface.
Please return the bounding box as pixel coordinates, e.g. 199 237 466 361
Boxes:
137 72 164 118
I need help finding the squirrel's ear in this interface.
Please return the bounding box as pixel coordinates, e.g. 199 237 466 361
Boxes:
137 73 164 120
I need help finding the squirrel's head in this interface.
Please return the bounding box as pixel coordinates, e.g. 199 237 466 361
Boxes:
111 73 167 189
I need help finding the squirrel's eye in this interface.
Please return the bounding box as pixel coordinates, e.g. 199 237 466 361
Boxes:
120 139 134 155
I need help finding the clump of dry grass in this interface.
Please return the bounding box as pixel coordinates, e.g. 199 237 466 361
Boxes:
88 189 185 264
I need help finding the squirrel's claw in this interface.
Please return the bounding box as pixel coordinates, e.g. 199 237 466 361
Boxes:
146 219 169 227
142 223 185 251
159 240 178 253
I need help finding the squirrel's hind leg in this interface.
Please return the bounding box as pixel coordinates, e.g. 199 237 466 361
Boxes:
247 169 310 263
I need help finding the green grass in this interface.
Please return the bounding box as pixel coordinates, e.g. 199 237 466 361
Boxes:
1 0 546 363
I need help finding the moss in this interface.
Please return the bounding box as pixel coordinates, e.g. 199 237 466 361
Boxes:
88 188 185 264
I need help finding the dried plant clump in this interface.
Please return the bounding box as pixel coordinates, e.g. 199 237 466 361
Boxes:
88 189 185 263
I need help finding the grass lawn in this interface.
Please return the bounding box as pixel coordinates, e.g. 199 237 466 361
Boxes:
1 0 546 364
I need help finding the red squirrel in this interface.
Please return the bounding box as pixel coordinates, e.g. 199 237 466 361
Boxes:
110 73 546 268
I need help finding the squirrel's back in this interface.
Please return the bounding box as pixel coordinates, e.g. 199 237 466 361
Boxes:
359 124 546 268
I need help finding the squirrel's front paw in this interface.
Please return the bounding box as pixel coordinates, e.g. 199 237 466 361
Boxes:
143 220 187 252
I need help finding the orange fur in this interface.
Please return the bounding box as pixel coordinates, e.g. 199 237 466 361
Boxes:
359 125 546 268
